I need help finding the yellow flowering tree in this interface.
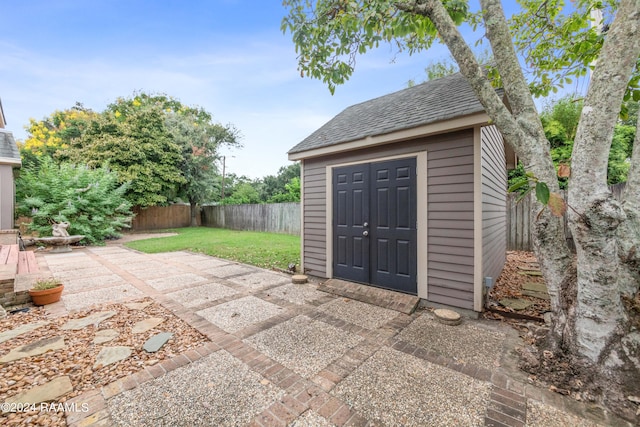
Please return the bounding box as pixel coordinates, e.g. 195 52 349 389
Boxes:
19 104 97 167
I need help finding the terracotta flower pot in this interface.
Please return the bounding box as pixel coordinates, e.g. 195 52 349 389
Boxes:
29 284 64 306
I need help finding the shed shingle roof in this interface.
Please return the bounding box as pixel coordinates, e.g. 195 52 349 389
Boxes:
289 72 494 155
0 130 21 165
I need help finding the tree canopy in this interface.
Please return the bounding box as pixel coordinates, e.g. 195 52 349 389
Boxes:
20 92 241 208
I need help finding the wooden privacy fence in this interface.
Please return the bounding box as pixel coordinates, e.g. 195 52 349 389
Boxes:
200 202 300 235
507 182 627 251
131 204 199 231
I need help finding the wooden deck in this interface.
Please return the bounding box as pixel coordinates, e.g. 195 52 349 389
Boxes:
0 244 40 276
0 245 41 307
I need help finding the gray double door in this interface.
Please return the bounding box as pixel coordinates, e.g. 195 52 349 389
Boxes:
332 157 417 294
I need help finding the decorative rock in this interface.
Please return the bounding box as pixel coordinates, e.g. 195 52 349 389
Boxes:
522 290 551 301
124 301 152 310
3 376 73 411
0 321 49 344
292 275 308 284
433 308 462 326
522 282 548 293
94 346 132 369
93 329 120 344
0 336 65 363
132 317 165 334
61 311 117 330
143 332 173 353
499 298 534 311
517 270 543 276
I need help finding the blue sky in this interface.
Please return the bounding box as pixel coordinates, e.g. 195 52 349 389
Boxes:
0 1 460 178
1 1 568 179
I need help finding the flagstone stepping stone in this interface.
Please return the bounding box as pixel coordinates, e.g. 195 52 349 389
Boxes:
522 282 548 293
292 274 308 284
522 290 551 301
131 317 164 334
3 376 73 411
433 308 462 326
61 311 117 330
94 346 132 369
93 329 120 344
0 321 49 344
143 332 173 353
499 298 534 311
124 301 152 310
0 336 65 363
517 270 543 276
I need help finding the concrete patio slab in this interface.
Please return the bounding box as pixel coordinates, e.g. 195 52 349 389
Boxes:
526 400 605 427
180 258 231 269
267 283 327 305
45 260 103 272
245 315 363 379
41 252 89 265
196 296 284 333
49 266 114 281
145 273 209 291
333 347 491 426
61 284 144 310
62 274 127 293
166 282 239 308
107 350 284 426
227 271 290 291
318 297 399 330
204 264 257 278
397 313 506 368
117 260 170 272
290 410 334 427
129 267 188 280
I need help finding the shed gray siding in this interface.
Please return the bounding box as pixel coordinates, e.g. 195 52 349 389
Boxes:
481 125 507 284
426 130 475 309
0 166 14 229
301 129 476 310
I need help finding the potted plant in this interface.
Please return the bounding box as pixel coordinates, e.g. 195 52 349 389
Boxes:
29 277 64 305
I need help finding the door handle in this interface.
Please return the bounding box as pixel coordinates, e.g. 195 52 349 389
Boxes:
363 230 369 237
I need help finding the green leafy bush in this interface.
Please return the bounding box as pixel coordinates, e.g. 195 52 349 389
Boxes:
16 159 133 244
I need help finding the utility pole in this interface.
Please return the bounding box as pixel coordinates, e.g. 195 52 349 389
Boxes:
220 156 226 201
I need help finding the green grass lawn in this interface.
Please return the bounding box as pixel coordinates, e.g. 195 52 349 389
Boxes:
124 227 300 270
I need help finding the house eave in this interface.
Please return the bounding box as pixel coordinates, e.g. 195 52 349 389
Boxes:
0 157 21 167
288 111 490 161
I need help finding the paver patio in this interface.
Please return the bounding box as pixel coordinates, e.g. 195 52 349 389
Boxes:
0 240 629 427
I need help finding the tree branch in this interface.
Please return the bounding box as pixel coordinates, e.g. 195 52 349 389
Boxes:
480 0 538 120
571 0 640 195
394 0 525 154
623 106 640 210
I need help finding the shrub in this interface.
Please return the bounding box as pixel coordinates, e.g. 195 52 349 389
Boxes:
15 159 133 244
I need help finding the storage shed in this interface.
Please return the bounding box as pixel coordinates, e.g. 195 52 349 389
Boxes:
288 73 512 312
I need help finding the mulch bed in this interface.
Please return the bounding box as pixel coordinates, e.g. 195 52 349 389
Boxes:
0 298 209 426
484 251 550 321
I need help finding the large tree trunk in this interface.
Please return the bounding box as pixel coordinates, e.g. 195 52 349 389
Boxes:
401 0 640 419
189 200 199 227
567 0 640 417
